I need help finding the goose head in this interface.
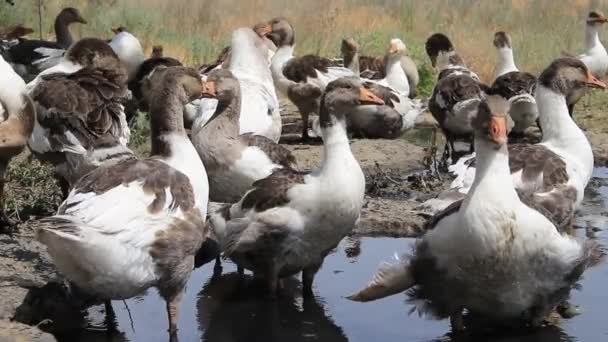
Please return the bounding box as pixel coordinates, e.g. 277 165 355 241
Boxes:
201 69 239 104
386 38 407 60
341 37 359 58
111 26 129 35
472 95 509 149
425 33 454 67
151 45 163 58
65 38 125 75
539 57 607 96
320 77 384 126
587 10 608 27
493 31 512 49
57 7 87 25
144 66 205 108
260 17 295 48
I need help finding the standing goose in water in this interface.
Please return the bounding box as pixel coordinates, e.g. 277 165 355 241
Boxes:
489 31 537 135
27 38 131 193
209 77 381 296
349 96 601 331
423 58 605 230
6 8 87 81
0 55 35 230
35 66 209 337
265 18 355 141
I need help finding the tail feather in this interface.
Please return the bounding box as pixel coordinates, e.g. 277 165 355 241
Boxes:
35 215 84 245
347 254 414 302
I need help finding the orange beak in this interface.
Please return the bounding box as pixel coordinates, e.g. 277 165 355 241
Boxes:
257 23 272 36
359 87 385 105
388 42 398 54
201 81 217 98
586 71 607 89
489 115 508 146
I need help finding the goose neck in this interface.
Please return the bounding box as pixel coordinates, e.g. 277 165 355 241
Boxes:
585 24 602 50
54 16 74 48
469 140 516 199
536 85 585 143
149 94 188 157
495 47 518 77
343 51 360 74
384 56 409 94
203 94 241 136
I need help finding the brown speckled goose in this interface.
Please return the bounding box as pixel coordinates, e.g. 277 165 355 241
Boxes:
426 33 486 161
192 67 296 203
209 77 381 296
341 37 419 98
488 32 538 134
0 55 35 229
34 66 209 338
6 8 87 80
27 38 131 192
349 96 601 332
265 18 355 140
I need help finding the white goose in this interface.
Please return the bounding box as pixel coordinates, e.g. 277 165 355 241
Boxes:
208 77 382 296
578 10 608 79
35 66 209 337
349 96 600 331
0 55 35 229
192 27 282 143
490 31 537 134
265 17 355 140
108 27 146 82
427 58 605 230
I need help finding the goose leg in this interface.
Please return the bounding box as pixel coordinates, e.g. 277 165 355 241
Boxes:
0 161 16 232
301 111 310 141
302 263 322 298
166 292 182 337
104 300 118 332
450 310 464 332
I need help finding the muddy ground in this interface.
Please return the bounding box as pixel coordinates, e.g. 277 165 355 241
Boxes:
0 98 606 340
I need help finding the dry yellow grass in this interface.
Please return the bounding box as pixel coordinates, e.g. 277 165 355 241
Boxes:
2 0 608 82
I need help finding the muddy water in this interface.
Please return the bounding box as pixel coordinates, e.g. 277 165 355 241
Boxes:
60 168 607 342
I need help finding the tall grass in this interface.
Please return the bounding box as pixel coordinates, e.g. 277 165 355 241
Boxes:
1 0 606 84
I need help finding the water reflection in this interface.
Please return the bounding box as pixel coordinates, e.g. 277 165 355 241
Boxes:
428 323 573 342
197 272 348 342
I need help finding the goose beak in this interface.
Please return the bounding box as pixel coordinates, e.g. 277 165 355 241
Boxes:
77 16 88 24
201 81 217 98
359 87 384 105
257 24 273 36
388 42 398 54
586 72 607 89
489 115 508 146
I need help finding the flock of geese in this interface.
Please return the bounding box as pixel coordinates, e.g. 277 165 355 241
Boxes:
0 6 607 338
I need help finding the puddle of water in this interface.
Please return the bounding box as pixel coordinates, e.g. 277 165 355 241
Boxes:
55 168 608 342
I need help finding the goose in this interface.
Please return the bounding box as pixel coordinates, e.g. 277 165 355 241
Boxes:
334 38 426 138
264 17 355 141
128 54 182 115
198 21 276 76
192 27 282 142
342 37 419 98
27 38 131 193
426 33 486 161
108 27 145 82
34 66 209 337
6 8 87 81
348 96 601 331
208 77 382 296
192 67 296 203
424 58 605 230
0 55 35 229
489 31 538 135
566 10 608 116
151 45 164 58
